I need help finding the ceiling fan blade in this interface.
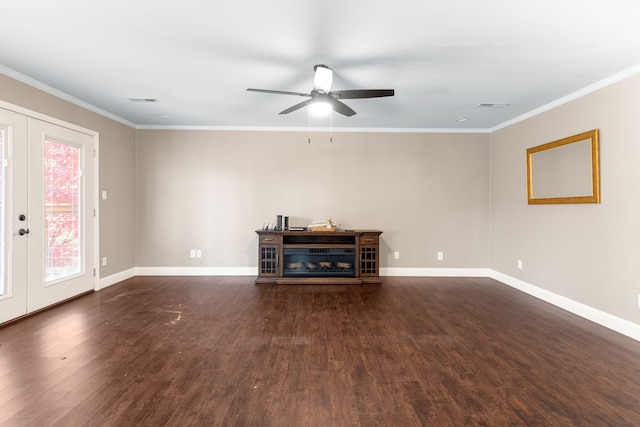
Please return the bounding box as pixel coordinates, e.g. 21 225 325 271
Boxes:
279 98 314 115
331 89 395 99
247 88 310 97
328 98 356 117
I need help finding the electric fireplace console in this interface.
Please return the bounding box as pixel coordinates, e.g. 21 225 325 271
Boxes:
256 229 382 284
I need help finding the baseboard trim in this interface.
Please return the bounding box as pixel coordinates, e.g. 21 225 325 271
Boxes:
132 266 489 278
135 267 258 276
490 270 640 342
98 268 136 290
381 267 491 277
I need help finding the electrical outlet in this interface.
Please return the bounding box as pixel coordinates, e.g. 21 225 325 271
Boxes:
437 251 443 261
190 249 196 258
394 251 400 259
517 260 523 270
637 294 640 309
196 250 202 258
102 257 107 267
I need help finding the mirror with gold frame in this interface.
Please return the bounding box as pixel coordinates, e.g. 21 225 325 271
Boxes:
526 129 600 204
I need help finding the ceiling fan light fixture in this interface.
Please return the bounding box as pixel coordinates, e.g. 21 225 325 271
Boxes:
309 100 332 115
313 65 333 92
248 65 393 117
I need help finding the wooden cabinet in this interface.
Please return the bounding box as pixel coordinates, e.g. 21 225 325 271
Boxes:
359 233 380 279
257 234 281 280
256 230 382 284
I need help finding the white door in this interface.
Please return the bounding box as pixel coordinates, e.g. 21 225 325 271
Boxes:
27 118 95 312
0 108 29 323
0 109 95 323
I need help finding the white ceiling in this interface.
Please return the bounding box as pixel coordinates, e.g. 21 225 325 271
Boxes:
1 0 640 130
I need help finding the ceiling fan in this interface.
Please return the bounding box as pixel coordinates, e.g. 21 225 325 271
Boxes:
247 64 394 117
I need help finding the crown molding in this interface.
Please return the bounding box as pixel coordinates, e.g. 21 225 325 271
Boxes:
490 64 640 132
0 65 136 128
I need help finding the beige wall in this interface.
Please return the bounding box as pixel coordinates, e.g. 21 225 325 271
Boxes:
0 74 137 278
135 130 491 269
490 72 640 324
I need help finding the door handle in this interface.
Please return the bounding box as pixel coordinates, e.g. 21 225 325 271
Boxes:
19 228 30 235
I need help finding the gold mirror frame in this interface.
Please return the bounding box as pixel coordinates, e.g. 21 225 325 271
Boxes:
526 129 600 204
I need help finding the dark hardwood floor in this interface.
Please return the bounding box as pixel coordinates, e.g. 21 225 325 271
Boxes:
1 276 640 426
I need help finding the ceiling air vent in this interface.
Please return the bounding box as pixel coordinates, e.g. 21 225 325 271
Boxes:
477 102 510 108
127 97 160 103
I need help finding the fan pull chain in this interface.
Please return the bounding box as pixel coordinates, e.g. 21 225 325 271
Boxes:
330 112 333 143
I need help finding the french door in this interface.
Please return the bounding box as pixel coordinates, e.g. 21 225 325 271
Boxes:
0 109 28 322
0 107 96 324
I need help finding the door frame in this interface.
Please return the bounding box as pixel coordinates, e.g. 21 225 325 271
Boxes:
0 99 100 294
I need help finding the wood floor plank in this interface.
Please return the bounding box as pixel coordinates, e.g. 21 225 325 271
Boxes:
1 275 640 426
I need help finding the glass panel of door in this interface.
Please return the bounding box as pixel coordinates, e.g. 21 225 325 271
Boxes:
45 140 82 283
